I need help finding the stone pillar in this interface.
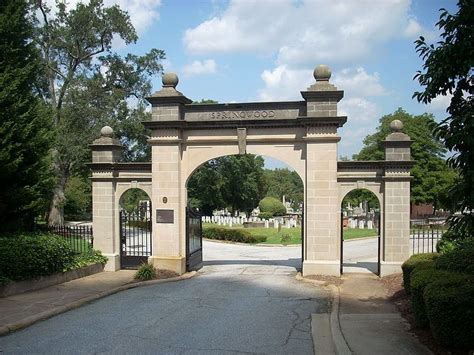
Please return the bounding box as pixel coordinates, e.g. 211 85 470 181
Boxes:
146 73 192 274
381 119 413 276
301 65 344 276
90 126 123 271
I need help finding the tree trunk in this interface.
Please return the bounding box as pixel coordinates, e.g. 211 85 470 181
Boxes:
48 153 68 226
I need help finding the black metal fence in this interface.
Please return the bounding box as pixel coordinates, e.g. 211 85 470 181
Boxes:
45 225 93 254
410 224 444 255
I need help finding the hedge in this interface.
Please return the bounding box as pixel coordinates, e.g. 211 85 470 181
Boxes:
410 268 465 328
258 197 286 217
435 238 474 275
0 233 76 281
258 212 273 220
203 227 267 243
401 253 439 294
424 277 474 349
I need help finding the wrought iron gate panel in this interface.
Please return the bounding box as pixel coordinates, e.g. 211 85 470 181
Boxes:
120 203 152 269
186 207 202 271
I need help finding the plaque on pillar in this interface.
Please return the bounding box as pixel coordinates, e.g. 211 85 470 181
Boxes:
156 209 174 223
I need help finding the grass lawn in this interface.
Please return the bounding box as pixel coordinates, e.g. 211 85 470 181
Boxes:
203 223 302 244
343 228 378 240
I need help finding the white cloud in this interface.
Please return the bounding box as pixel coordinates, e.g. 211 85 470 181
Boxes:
182 59 217 77
426 94 452 112
184 0 427 65
43 0 161 35
333 68 387 97
258 65 312 101
339 98 379 123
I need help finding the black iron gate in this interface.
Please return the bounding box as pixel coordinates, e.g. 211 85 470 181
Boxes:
120 203 152 269
186 207 202 271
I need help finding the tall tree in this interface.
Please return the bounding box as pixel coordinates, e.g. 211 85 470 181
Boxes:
33 0 164 224
220 155 267 215
355 109 457 212
413 0 473 237
187 155 267 216
0 0 53 231
264 168 303 210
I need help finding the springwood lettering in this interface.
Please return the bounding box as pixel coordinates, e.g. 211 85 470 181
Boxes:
209 110 275 119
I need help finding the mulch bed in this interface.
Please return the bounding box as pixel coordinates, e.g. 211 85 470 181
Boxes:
155 269 179 279
381 274 469 355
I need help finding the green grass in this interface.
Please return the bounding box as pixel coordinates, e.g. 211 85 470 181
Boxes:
203 223 302 244
343 228 378 240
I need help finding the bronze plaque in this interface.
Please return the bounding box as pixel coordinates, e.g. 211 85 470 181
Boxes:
156 209 174 223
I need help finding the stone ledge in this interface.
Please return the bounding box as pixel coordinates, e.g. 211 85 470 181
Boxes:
0 263 105 298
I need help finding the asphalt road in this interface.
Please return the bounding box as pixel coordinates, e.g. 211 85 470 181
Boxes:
0 241 330 354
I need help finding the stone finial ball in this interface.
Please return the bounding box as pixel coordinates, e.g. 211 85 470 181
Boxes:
100 125 114 137
314 64 331 81
162 72 179 88
390 119 404 132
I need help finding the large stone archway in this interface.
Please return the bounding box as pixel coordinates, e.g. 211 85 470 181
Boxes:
90 65 413 277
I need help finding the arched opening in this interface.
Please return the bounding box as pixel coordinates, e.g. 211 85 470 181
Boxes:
185 154 304 273
341 189 381 275
119 188 152 269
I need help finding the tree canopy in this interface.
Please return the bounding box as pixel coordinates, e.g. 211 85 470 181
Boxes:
0 0 54 231
354 108 457 211
33 0 164 224
413 0 473 237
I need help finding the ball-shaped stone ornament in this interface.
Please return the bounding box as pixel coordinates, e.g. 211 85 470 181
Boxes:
100 125 114 137
389 119 404 132
314 64 331 81
162 72 179 88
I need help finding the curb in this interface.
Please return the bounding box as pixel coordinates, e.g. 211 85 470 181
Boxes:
295 274 352 355
343 236 378 242
0 271 197 337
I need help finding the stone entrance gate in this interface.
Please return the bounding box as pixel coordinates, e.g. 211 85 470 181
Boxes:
90 64 413 276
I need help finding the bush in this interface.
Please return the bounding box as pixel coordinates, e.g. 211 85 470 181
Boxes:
435 238 474 275
0 233 76 281
258 212 273 220
134 263 157 281
280 234 291 245
203 227 267 243
258 197 286 217
424 276 474 348
435 230 458 254
66 249 108 270
401 253 439 294
127 220 151 230
410 267 463 328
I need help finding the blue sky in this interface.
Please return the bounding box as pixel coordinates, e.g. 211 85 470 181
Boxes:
103 0 457 168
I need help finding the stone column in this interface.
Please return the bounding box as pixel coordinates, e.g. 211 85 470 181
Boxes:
301 65 344 276
90 126 123 271
381 120 413 276
146 73 192 274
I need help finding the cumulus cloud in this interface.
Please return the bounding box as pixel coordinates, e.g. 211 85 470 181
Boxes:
184 0 427 65
333 68 387 97
426 94 452 112
182 59 217 77
43 0 161 35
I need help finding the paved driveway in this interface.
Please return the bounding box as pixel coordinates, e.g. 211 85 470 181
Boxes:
0 241 329 354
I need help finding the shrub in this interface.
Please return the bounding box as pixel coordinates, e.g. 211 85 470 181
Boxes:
203 227 267 243
424 276 474 348
435 238 474 275
66 249 108 270
134 263 157 281
258 212 273 220
435 230 458 254
127 220 150 230
280 234 291 245
401 253 439 294
258 197 286 217
410 267 464 328
0 233 76 281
